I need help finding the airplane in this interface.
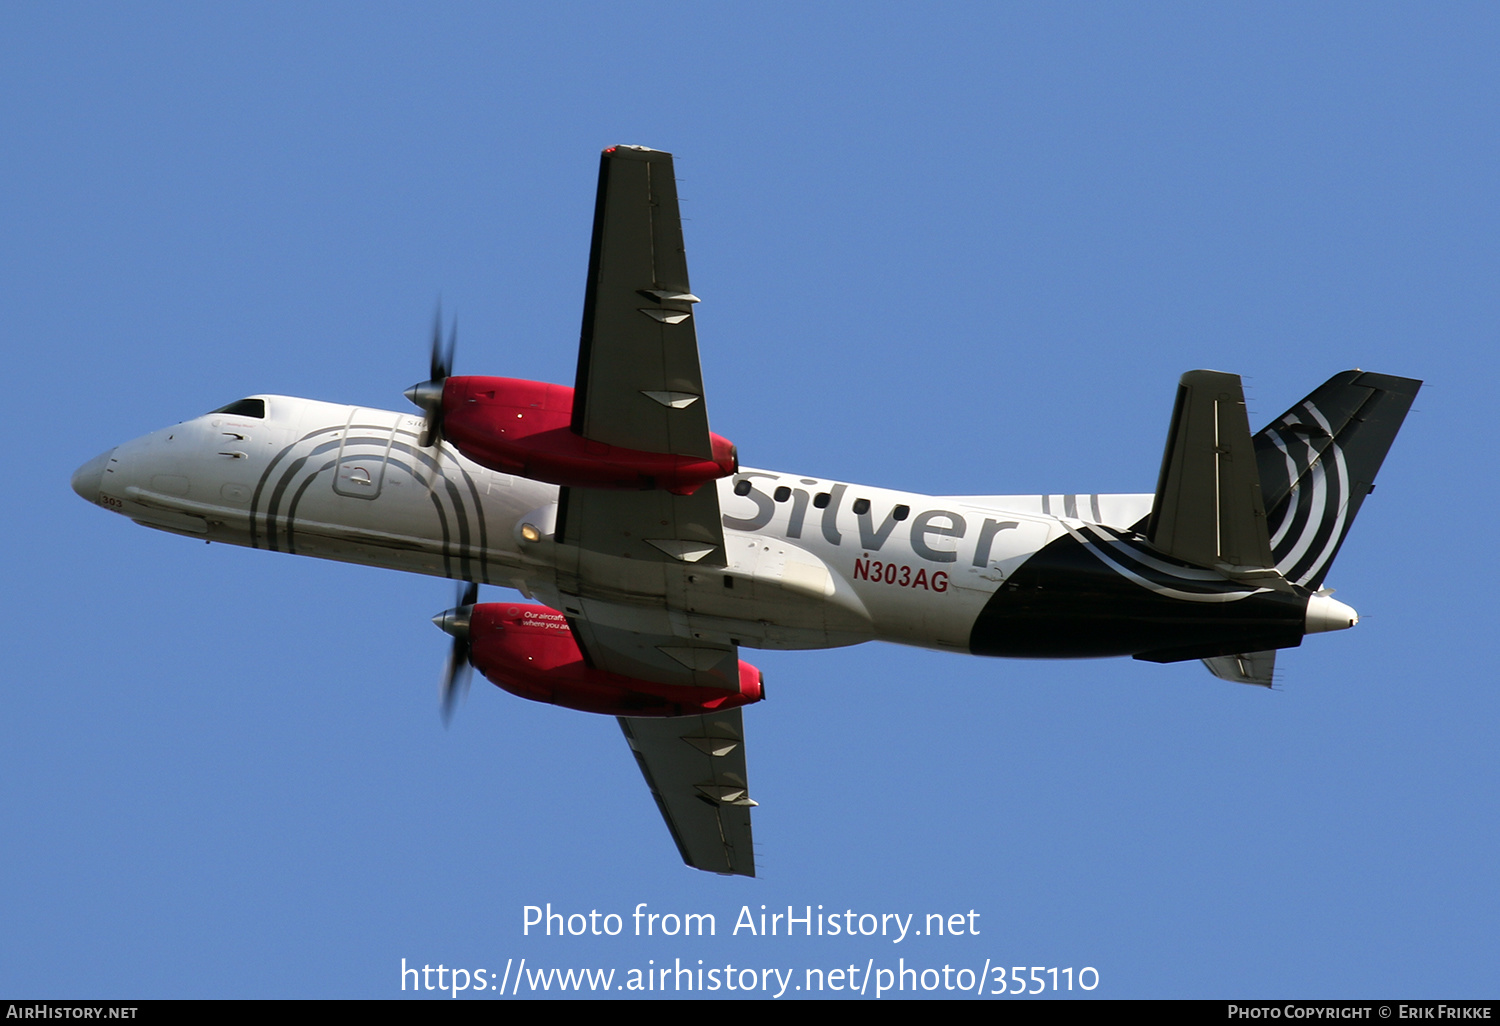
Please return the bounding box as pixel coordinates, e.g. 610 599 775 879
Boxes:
71 144 1420 878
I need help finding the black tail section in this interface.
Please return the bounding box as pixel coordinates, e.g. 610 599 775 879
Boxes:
1254 371 1421 590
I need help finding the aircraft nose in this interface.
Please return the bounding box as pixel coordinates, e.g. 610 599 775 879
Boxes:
71 448 115 503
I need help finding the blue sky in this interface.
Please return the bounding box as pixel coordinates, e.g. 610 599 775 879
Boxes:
4 3 1496 999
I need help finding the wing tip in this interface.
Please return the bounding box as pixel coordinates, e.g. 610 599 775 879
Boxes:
602 143 672 159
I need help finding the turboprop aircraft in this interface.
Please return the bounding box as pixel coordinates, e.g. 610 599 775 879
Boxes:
72 145 1420 877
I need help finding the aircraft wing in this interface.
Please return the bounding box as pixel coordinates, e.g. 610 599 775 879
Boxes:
562 603 756 875
571 144 714 459
618 711 756 877
557 144 754 875
557 499 751 875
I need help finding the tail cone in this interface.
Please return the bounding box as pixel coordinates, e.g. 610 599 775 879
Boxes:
1305 593 1359 634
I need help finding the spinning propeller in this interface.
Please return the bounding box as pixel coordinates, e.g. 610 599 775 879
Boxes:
431 580 479 725
404 305 457 450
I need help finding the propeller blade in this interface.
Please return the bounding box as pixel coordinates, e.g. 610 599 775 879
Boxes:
406 303 458 450
429 305 448 382
433 580 479 726
440 636 471 726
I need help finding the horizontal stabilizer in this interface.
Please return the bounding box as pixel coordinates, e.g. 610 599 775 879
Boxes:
1147 371 1275 575
1202 649 1277 687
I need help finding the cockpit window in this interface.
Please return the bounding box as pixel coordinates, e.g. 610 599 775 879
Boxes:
209 398 266 419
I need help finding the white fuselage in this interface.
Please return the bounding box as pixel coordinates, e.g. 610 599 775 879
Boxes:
73 395 1156 656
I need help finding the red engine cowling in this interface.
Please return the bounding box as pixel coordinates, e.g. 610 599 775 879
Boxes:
440 376 737 495
468 602 764 717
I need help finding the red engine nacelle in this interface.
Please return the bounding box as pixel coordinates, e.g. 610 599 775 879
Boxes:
440 376 737 495
468 602 764 717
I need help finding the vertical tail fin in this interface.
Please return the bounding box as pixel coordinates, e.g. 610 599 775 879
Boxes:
1254 371 1421 590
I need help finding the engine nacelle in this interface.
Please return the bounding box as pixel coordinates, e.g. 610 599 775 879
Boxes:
440 376 737 495
469 602 764 717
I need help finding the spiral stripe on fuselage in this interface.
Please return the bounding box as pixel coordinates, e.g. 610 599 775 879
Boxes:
249 424 489 583
1064 523 1267 602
